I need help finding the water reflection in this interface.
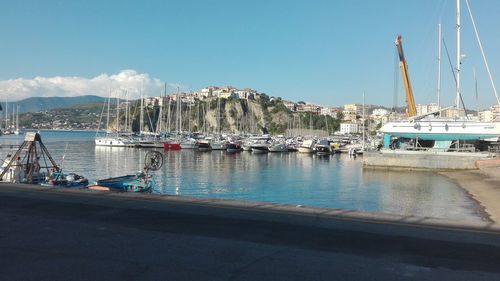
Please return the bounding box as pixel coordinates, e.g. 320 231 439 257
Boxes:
0 131 485 222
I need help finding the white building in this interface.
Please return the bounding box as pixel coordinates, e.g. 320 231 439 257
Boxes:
342 110 357 122
479 105 500 121
283 101 296 111
371 108 389 117
321 107 337 117
339 123 360 134
416 103 440 116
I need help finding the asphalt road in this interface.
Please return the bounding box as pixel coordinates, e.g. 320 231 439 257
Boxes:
1 184 500 281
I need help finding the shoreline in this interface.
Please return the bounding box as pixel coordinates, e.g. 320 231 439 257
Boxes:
440 160 500 223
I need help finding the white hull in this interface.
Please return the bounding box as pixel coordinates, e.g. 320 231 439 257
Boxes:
251 144 269 153
211 142 227 150
298 139 316 153
180 142 198 149
381 119 500 140
95 137 134 147
268 143 288 152
297 147 314 153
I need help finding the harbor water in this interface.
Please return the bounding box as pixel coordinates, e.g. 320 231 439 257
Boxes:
0 130 486 222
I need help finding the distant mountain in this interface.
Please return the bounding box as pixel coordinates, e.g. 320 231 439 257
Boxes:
3 95 107 114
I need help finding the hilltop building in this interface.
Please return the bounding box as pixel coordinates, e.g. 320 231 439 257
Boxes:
339 123 360 134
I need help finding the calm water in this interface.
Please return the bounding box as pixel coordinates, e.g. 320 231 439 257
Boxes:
0 130 485 222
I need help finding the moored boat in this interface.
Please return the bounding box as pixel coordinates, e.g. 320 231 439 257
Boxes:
315 140 332 155
197 141 212 152
163 141 181 150
44 171 89 187
226 142 242 153
298 139 316 153
92 151 164 192
250 143 269 153
268 142 288 152
180 138 198 149
94 172 152 192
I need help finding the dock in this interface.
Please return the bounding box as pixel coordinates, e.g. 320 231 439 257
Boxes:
1 184 500 280
363 149 496 170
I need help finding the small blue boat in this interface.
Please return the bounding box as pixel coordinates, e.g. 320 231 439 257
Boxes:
93 151 163 193
95 172 151 192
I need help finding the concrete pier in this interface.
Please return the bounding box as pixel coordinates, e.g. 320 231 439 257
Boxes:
363 150 494 170
2 183 500 280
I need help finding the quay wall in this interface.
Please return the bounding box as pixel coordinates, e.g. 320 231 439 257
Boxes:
363 150 493 170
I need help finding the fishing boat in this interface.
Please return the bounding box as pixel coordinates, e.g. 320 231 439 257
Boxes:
0 132 65 184
44 171 89 187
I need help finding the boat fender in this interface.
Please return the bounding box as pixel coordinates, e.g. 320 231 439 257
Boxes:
428 124 432 131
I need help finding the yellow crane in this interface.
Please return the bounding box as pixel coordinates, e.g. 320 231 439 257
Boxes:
395 35 417 117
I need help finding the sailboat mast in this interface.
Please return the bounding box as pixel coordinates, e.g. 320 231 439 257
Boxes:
116 94 120 135
465 0 500 107
456 0 461 110
474 67 479 116
167 95 171 132
362 92 365 151
106 90 111 134
178 89 182 133
125 90 129 133
16 105 19 131
5 102 7 130
437 23 442 111
157 89 163 134
140 86 144 134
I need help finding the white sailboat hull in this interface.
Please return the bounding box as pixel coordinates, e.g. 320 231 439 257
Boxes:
381 119 500 141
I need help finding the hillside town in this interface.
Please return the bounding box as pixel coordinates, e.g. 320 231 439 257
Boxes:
140 85 500 135
4 84 500 134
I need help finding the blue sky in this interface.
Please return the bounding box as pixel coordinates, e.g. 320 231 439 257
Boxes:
1 0 500 109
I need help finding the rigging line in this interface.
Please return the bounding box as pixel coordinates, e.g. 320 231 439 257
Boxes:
442 38 468 115
465 0 500 107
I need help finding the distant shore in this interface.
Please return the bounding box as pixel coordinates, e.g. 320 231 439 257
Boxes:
440 160 500 223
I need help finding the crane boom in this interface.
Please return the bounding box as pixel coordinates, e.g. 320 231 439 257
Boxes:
395 35 417 117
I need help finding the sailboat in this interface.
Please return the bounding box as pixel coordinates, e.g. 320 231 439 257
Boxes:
380 0 500 151
95 93 135 147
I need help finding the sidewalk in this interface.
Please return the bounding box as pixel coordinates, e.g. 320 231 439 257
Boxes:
1 184 500 280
